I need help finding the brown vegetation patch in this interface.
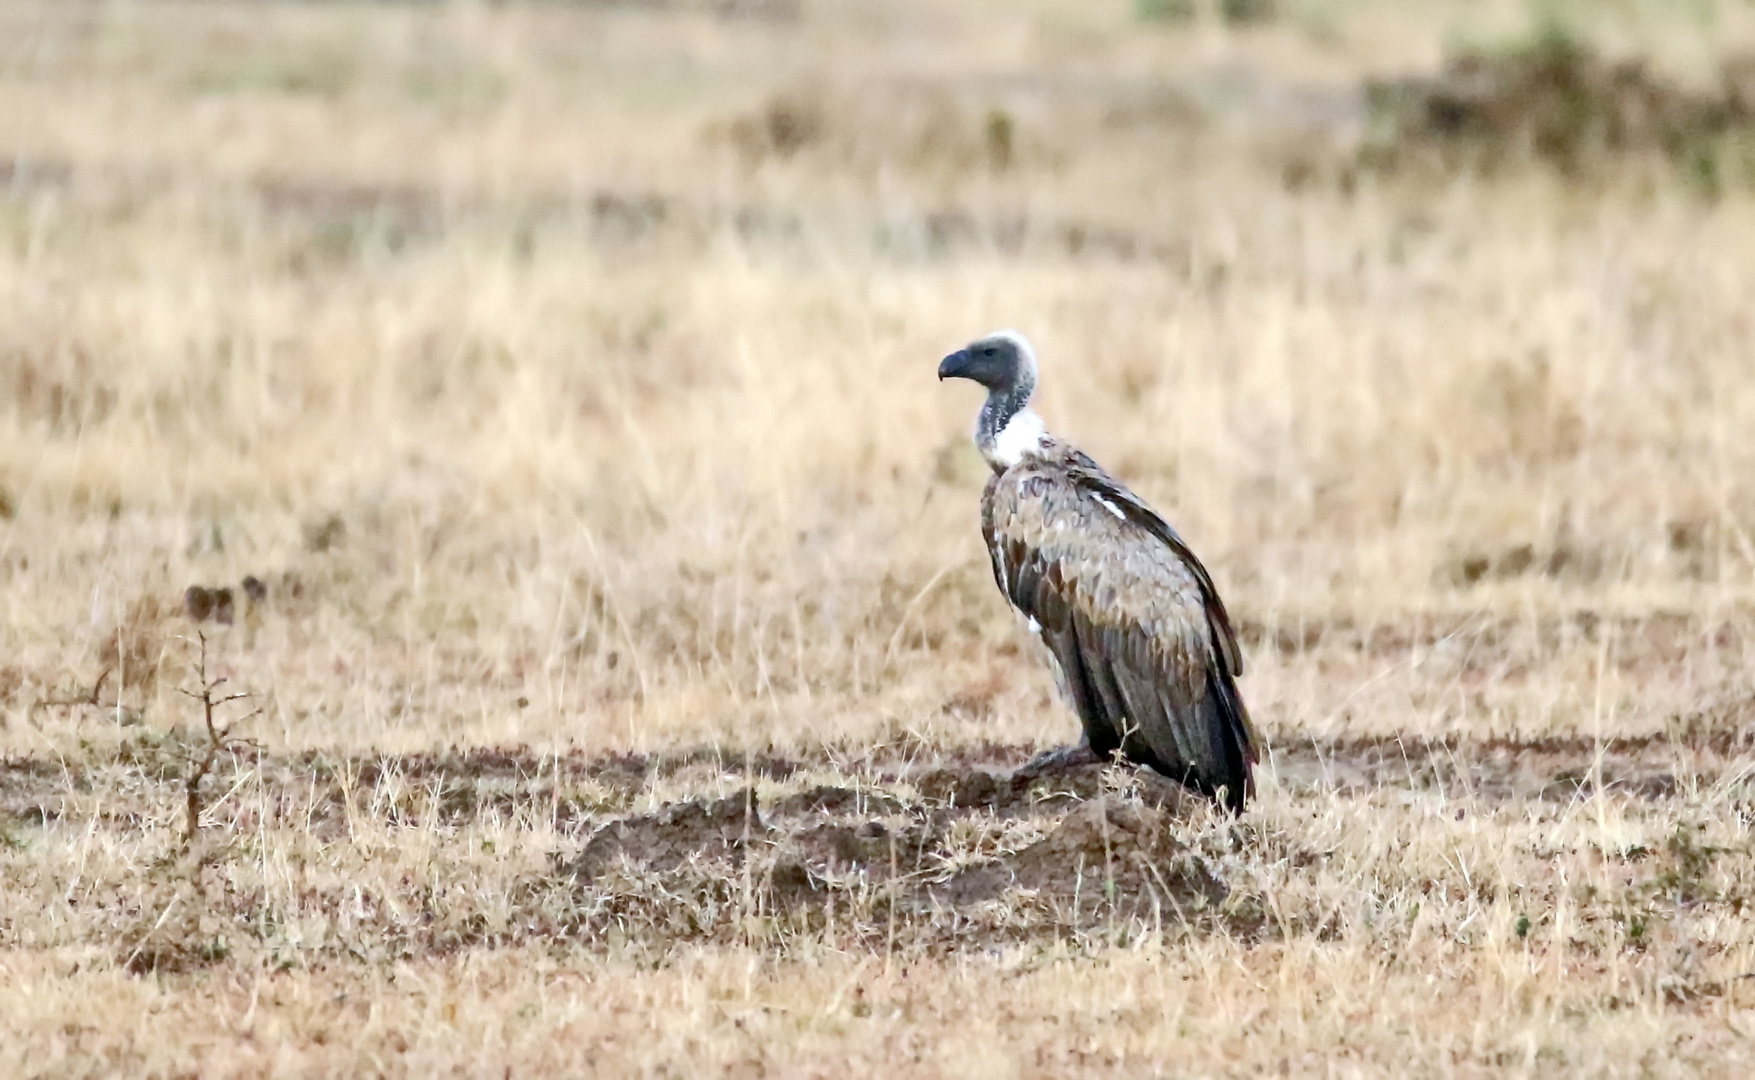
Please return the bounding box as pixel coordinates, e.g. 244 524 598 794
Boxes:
719 84 1052 176
1236 609 1754 677
569 0 799 19
94 595 176 692
1440 540 1604 586
250 169 1171 265
1270 732 1716 805
1365 27 1755 185
0 156 73 192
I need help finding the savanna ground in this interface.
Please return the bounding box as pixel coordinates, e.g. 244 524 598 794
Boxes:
5 0 1755 1075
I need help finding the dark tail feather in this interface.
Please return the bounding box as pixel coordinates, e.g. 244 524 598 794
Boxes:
1203 666 1255 813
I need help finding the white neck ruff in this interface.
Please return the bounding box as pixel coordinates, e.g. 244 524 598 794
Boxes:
985 410 1047 468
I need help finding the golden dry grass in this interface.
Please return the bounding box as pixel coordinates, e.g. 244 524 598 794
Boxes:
6 0 1755 1075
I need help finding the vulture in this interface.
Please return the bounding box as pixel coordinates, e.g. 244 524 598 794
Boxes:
937 331 1257 811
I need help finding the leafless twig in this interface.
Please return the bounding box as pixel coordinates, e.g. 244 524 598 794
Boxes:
176 633 261 848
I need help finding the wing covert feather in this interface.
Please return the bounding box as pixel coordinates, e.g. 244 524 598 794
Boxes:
979 447 1256 808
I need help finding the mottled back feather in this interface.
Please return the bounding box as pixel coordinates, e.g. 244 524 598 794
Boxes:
980 438 1256 809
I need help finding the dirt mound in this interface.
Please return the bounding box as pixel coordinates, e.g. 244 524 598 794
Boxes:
912 761 1200 817
776 785 905 817
1010 798 1225 903
914 765 1044 810
935 798 1226 914
790 819 926 869
563 792 763 878
549 772 1228 949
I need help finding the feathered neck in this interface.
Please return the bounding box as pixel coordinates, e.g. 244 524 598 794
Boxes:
975 377 1045 472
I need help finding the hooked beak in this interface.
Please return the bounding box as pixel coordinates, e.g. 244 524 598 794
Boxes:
937 348 973 382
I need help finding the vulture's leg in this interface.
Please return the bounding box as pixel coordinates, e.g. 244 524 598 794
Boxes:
1013 738 1102 779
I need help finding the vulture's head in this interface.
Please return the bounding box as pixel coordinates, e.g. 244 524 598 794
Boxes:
938 330 1037 397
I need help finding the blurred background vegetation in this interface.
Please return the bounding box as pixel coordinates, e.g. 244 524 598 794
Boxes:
6 4 1755 1075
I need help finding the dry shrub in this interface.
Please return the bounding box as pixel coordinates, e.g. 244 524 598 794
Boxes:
569 0 799 19
4 344 120 437
725 92 827 160
718 85 1054 175
97 595 176 694
119 873 244 976
1451 351 1584 467
1364 25 1755 187
1136 0 1276 25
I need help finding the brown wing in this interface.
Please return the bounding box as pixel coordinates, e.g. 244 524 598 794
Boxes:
1059 447 1245 680
981 447 1255 809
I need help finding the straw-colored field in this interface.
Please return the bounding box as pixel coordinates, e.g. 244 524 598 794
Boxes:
5 1 1755 1075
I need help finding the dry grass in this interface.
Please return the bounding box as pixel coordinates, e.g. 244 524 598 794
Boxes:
6 0 1755 1075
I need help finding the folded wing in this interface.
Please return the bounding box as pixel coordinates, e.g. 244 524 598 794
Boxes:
981 450 1255 809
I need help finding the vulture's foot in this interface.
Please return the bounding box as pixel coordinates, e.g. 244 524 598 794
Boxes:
1013 742 1102 779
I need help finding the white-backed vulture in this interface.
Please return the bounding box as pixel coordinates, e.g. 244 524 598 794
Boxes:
938 330 1257 811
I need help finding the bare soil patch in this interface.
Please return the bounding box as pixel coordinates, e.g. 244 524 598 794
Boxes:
3 722 1745 968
